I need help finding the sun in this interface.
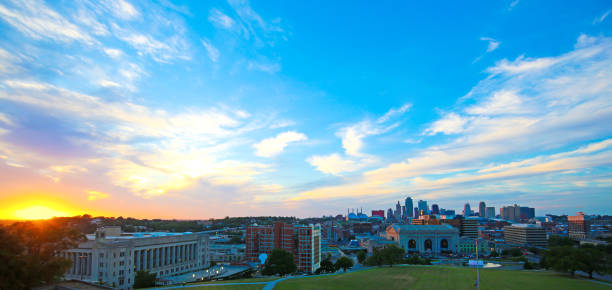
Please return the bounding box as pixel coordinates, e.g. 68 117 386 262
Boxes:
13 205 72 220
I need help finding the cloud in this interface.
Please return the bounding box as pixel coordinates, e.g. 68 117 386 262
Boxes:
307 153 375 175
254 131 307 157
338 104 410 157
104 48 123 58
0 0 96 45
248 61 281 73
87 190 110 201
423 112 468 135
201 39 220 62
101 0 140 20
481 37 500 53
593 9 611 24
209 8 235 29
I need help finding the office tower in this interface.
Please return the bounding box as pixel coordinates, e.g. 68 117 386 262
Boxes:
418 200 428 213
414 207 420 218
504 224 547 247
463 203 471 217
485 207 495 219
479 201 486 217
401 205 406 219
460 218 478 238
431 204 440 215
387 208 393 220
395 201 402 219
405 197 414 217
500 204 535 221
568 212 591 240
247 222 321 273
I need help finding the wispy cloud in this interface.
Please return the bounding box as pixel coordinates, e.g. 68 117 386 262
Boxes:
254 131 307 157
593 9 611 24
201 39 220 62
474 37 500 62
0 0 96 45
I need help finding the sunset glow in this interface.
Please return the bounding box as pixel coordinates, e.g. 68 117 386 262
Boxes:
12 205 73 220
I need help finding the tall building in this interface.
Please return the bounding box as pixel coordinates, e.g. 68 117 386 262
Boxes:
478 201 486 217
395 201 402 220
405 197 414 217
500 204 535 221
504 224 547 247
568 212 591 240
387 208 394 220
460 218 478 238
414 207 420 218
463 203 472 217
63 226 210 289
431 204 439 215
417 200 428 213
246 222 321 273
485 207 496 219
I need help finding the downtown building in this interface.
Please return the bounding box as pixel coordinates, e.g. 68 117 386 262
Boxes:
246 222 321 273
568 212 591 240
503 224 547 247
500 204 535 222
62 226 210 289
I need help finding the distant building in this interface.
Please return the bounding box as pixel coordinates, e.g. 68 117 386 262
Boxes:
386 224 459 254
371 210 385 219
458 237 489 255
210 244 245 263
500 204 535 221
414 207 420 218
461 218 478 238
431 204 440 215
568 212 591 240
246 222 321 273
62 226 210 289
440 209 455 216
479 202 486 217
418 200 428 213
463 203 472 217
387 208 394 220
503 224 547 247
395 201 402 220
401 205 407 219
485 207 496 219
405 197 414 218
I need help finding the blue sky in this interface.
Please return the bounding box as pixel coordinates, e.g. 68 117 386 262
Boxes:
0 0 611 219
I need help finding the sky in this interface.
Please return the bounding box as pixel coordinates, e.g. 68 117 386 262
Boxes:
0 0 611 220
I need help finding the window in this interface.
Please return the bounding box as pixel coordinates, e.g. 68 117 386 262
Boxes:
99 253 104 258
99 262 104 267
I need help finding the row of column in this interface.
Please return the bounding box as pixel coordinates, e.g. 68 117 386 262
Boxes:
64 252 92 276
134 243 198 271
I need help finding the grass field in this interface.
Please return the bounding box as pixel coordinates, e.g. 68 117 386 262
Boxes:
185 285 263 290
191 277 278 284
275 266 610 290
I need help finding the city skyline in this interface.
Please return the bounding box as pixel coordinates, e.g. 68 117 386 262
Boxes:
1 0 612 220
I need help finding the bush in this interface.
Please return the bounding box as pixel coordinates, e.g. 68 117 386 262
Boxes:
262 249 297 276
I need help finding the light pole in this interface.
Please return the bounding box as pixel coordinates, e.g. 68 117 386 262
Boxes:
475 239 480 290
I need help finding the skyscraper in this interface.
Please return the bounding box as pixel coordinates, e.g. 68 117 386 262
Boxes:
431 204 439 215
418 200 428 213
414 207 420 218
395 201 402 220
485 207 495 219
387 208 393 220
479 201 486 217
405 197 413 217
463 203 471 216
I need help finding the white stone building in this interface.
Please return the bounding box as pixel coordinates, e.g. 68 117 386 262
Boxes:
62 226 210 289
385 224 459 254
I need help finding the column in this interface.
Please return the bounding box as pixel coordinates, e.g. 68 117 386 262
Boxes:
143 249 148 270
158 248 162 268
88 253 92 276
160 247 165 267
72 252 77 274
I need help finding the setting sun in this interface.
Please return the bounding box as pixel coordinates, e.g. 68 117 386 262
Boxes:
13 205 72 220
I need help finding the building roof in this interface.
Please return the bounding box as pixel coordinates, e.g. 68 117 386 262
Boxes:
389 224 459 233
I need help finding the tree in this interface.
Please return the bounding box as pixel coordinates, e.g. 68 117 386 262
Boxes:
575 246 607 279
548 235 577 247
381 245 405 267
357 251 367 264
542 247 579 276
316 254 336 274
0 220 85 289
365 248 384 266
133 271 157 288
335 256 354 272
262 249 297 276
489 250 498 257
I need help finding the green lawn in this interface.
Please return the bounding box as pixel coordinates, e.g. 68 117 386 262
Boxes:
191 277 278 284
185 285 263 290
275 266 610 290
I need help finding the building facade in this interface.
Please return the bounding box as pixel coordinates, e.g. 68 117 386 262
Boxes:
209 244 245 263
246 222 321 273
461 218 478 238
478 202 486 217
386 224 459 254
500 204 535 221
405 197 414 218
62 226 210 289
568 212 591 240
485 207 496 219
503 224 547 247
